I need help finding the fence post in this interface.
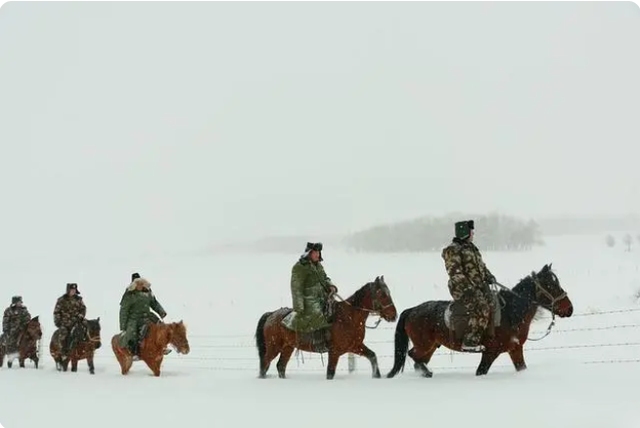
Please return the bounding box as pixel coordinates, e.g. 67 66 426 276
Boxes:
348 353 356 373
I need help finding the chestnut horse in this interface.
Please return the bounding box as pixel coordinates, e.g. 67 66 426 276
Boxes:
0 316 42 369
50 317 102 374
255 275 397 380
111 321 190 377
387 263 573 378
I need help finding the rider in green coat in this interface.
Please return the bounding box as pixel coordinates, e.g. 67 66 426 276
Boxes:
118 274 168 357
283 242 338 334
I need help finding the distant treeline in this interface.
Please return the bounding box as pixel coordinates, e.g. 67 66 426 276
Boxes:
342 213 543 253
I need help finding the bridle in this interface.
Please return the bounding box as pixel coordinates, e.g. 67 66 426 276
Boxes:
494 271 568 341
333 282 395 329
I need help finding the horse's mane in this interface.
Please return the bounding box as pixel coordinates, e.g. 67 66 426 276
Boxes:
497 273 542 328
345 282 373 308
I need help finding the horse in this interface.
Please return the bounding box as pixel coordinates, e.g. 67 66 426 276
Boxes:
255 275 398 380
0 316 43 369
50 317 102 374
386 263 574 378
111 320 190 377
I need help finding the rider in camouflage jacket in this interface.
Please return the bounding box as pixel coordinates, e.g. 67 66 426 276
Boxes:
119 275 168 357
441 220 497 352
53 283 87 357
2 296 31 350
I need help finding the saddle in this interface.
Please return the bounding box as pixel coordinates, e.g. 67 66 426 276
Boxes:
280 308 333 353
443 291 503 341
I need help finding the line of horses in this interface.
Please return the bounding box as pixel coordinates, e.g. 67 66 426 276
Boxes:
0 316 190 377
256 263 574 379
0 263 574 380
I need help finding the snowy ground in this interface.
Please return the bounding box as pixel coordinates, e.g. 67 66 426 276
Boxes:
1 234 639 428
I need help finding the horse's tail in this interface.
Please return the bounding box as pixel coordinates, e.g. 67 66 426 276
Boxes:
255 311 272 374
386 307 412 378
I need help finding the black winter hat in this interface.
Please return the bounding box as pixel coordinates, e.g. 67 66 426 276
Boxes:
131 272 141 282
66 283 80 294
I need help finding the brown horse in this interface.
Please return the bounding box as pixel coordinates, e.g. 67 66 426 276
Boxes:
0 316 42 369
386 263 574 378
111 321 190 377
50 318 102 374
255 275 397 380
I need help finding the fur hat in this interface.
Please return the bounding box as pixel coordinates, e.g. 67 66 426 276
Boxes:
455 220 474 239
11 295 22 305
302 242 323 261
127 277 151 292
66 283 80 295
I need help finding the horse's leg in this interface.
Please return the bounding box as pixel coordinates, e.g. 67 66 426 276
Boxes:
62 358 69 372
507 344 527 372
476 350 500 376
121 355 133 375
352 344 382 378
276 346 295 379
326 350 342 380
71 357 78 372
33 354 39 369
19 355 25 368
408 344 438 378
87 354 95 375
259 341 282 379
144 356 162 377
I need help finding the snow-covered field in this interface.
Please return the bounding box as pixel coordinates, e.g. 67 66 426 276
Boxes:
1 234 639 428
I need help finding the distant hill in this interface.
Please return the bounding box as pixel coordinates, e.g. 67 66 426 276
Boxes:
201 213 640 255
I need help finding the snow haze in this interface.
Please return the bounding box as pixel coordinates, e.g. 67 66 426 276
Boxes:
0 1 639 262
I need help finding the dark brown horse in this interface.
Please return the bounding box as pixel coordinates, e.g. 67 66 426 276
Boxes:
50 318 102 374
255 276 398 380
0 316 42 369
111 321 190 377
387 264 574 378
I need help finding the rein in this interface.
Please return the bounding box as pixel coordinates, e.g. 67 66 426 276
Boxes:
493 274 567 341
332 287 393 329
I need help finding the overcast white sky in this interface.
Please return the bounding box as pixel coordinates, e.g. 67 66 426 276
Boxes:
0 1 638 259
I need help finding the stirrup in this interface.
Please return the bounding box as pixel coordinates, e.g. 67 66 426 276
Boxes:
460 343 485 352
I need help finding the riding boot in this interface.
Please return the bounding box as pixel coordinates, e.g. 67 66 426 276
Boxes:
460 334 485 352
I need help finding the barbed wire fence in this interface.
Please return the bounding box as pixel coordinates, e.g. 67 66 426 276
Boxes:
24 305 640 374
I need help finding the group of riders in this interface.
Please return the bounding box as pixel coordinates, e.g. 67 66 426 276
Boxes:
2 219 494 362
285 219 498 352
1 273 171 361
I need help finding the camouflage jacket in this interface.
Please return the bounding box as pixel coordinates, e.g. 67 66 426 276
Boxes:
54 294 86 329
442 238 496 295
2 305 31 335
119 288 167 331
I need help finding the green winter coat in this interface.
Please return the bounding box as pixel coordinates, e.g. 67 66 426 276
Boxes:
118 288 167 348
285 257 337 333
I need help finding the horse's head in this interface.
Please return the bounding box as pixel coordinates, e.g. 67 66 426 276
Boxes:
366 275 398 322
531 263 573 318
87 317 102 349
26 316 42 341
167 321 190 355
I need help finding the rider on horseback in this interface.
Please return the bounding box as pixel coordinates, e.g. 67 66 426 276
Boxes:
442 220 498 352
53 283 87 358
118 273 170 359
1 296 31 351
282 242 338 351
